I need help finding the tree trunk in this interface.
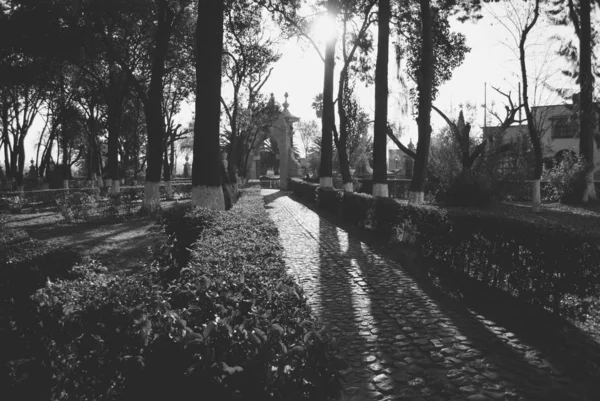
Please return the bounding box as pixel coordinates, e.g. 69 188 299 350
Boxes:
410 0 435 204
141 0 174 213
518 0 542 212
338 136 353 192
169 138 175 176
579 0 596 202
336 74 353 191
108 65 121 194
319 0 337 188
163 142 173 200
227 140 240 196
372 0 390 198
15 135 26 186
192 0 225 210
143 100 163 210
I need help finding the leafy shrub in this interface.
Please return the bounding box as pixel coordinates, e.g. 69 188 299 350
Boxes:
6 195 24 213
340 191 375 228
103 193 122 219
1 231 82 400
374 197 451 243
155 204 217 271
317 187 342 215
290 178 318 203
295 188 600 318
120 188 142 215
55 190 99 221
542 152 587 203
438 210 600 314
2 188 100 209
13 187 343 401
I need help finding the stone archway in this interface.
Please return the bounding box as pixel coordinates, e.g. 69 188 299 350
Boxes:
247 93 301 189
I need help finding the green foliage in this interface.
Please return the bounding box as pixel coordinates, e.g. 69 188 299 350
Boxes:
395 3 473 102
317 187 342 215
426 126 463 196
295 186 600 319
5 188 343 400
542 151 587 203
436 210 600 316
341 192 376 229
56 190 98 221
290 178 319 203
4 195 25 213
155 204 218 272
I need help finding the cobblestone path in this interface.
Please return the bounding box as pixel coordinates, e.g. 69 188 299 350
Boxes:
264 190 599 401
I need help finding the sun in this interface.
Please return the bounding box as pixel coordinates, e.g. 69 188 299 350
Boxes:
312 13 337 44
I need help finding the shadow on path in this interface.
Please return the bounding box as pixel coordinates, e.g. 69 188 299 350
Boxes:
267 191 600 401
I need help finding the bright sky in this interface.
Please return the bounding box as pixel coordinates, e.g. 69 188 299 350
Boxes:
260 3 575 144
21 2 578 172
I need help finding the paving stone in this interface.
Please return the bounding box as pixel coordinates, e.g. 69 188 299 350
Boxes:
467 394 492 401
264 191 599 401
460 385 478 394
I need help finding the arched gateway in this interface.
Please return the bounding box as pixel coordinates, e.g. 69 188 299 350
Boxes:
247 93 302 189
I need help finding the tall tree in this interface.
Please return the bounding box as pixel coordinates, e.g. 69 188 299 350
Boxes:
319 0 339 188
335 0 377 192
407 0 434 204
192 0 225 209
221 0 280 193
372 0 390 197
578 0 597 201
516 0 544 211
90 0 193 212
390 0 477 204
548 0 600 202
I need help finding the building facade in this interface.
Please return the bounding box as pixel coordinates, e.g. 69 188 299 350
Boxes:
483 103 600 179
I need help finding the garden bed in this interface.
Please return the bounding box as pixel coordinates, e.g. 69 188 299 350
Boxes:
1 187 343 400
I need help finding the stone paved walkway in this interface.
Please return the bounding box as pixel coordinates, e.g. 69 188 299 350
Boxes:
263 190 599 401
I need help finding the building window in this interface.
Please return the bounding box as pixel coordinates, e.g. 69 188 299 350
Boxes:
552 117 578 139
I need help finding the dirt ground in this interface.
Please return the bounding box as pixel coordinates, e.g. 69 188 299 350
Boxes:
4 201 187 273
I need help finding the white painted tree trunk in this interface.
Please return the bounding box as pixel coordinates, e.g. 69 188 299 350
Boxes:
343 182 354 192
408 190 424 205
191 185 225 210
143 181 161 212
582 171 597 202
63 179 69 190
531 179 541 213
105 178 112 193
164 181 174 200
320 176 333 188
112 179 120 194
373 183 388 197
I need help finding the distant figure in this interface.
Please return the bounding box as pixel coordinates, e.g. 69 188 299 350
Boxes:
183 155 190 178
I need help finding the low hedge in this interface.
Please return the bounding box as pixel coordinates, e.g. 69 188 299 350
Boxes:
316 187 342 215
340 192 375 228
7 187 342 400
0 182 193 210
439 210 600 314
290 178 318 203
294 187 600 318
